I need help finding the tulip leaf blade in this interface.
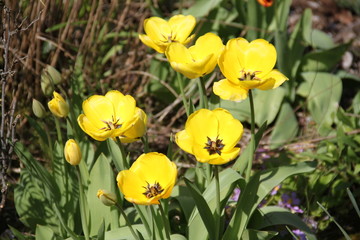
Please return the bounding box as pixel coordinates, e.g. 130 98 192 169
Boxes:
270 102 298 149
232 120 267 174
241 229 278 240
35 225 62 240
184 178 217 240
87 154 116 237
187 168 244 240
224 161 317 239
249 206 316 240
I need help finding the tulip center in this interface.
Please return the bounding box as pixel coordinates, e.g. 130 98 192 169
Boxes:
100 115 122 131
143 181 164 198
204 136 225 155
239 70 261 81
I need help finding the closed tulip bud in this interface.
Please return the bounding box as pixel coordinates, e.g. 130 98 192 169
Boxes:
64 139 82 165
41 73 54 96
97 189 117 206
32 99 46 118
48 91 69 118
45 65 62 85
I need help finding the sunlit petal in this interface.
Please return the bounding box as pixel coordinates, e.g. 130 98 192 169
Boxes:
168 15 196 43
256 69 289 90
213 79 249 102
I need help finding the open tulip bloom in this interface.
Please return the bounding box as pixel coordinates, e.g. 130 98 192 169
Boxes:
139 14 196 53
77 90 147 142
175 108 243 165
117 152 178 205
213 38 288 101
165 32 224 79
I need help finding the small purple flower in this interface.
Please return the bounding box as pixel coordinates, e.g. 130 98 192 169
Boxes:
271 185 281 196
230 188 241 201
278 192 304 214
292 229 306 240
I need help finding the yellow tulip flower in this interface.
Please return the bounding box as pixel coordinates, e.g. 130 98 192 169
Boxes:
175 108 243 165
64 139 82 165
48 91 69 118
165 33 224 79
139 15 196 53
120 108 147 143
213 38 288 101
117 152 177 205
77 90 147 142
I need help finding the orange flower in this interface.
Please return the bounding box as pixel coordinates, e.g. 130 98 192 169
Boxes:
257 0 273 7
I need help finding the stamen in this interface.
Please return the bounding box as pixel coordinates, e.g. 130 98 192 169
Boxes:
142 181 164 199
204 136 225 155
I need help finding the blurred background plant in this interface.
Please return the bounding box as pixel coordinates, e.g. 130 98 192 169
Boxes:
0 0 359 239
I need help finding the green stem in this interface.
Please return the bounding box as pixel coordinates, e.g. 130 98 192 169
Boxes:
197 77 208 109
115 202 140 240
176 72 189 116
141 134 150 153
54 116 63 146
159 202 171 240
76 167 90 240
115 137 129 169
214 165 221 240
134 204 152 238
245 90 256 182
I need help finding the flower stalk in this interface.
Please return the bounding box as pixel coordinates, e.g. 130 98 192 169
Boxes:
177 72 190 116
115 202 141 240
197 77 208 109
214 165 221 240
245 90 256 182
159 202 171 240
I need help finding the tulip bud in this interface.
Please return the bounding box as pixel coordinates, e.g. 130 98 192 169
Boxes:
48 91 69 118
64 139 82 165
32 99 46 118
41 65 62 96
45 65 62 85
97 189 117 206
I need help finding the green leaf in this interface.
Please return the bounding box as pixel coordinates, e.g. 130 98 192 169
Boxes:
337 70 360 82
188 168 244 240
52 142 78 231
107 139 126 171
300 43 350 72
105 224 147 240
232 121 267 174
36 225 62 240
241 229 278 240
182 0 222 17
87 154 117 237
8 225 27 240
184 178 216 239
224 161 316 239
249 206 317 240
317 202 351 240
97 220 105 240
298 72 342 135
346 188 360 220
101 45 123 65
170 234 187 240
270 102 298 149
307 29 335 50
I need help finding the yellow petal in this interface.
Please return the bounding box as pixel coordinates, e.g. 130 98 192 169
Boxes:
143 17 171 43
256 69 289 90
212 108 243 151
207 148 240 165
77 114 113 141
213 79 249 101
168 15 196 43
175 130 194 154
185 109 218 146
218 38 247 83
139 34 166 53
120 108 147 142
240 39 276 75
105 91 136 126
192 142 220 163
165 42 193 63
169 54 213 79
82 95 114 129
117 170 155 205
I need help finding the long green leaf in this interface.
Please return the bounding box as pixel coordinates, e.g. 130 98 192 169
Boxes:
184 178 216 239
249 206 316 240
224 161 316 239
188 168 244 240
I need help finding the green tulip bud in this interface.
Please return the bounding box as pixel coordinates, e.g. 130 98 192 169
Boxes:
32 99 46 118
97 189 117 206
